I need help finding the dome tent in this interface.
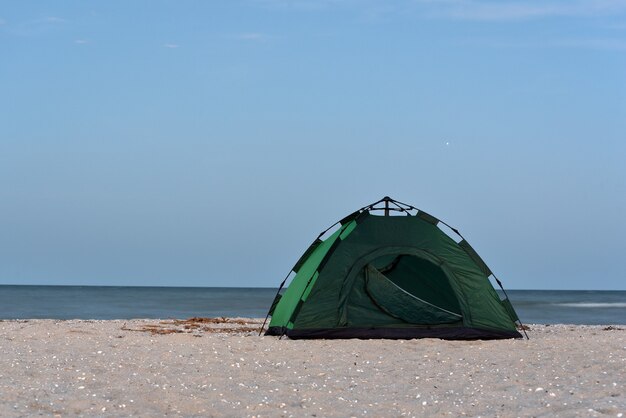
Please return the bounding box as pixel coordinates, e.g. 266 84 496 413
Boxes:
262 197 525 340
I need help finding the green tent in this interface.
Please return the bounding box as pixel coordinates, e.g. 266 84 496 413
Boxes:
263 197 524 340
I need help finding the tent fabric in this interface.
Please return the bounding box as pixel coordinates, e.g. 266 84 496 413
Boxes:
265 197 522 340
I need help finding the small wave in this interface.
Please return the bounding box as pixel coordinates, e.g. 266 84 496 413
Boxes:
554 303 626 308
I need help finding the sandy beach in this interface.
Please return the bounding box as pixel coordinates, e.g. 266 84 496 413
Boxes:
0 319 623 417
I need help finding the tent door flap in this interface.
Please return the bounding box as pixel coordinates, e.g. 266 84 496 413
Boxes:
364 264 462 325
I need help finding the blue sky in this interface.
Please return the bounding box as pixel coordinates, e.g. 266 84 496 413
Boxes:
1 1 625 289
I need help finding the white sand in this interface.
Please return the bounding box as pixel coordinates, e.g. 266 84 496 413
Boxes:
0 319 624 417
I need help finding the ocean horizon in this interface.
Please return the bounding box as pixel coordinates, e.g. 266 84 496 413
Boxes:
0 285 624 325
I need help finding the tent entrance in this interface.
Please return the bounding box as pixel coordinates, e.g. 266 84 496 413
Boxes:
346 252 463 326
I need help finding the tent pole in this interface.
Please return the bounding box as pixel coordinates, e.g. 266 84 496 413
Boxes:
258 228 335 336
494 276 530 339
258 269 292 336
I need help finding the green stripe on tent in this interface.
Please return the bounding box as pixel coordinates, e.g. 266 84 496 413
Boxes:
301 271 319 301
267 293 282 316
268 224 350 329
293 239 322 273
339 220 357 240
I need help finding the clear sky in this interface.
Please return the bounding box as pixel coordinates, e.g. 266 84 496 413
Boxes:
1 1 625 290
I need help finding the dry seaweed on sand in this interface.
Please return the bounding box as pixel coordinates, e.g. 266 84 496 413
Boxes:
121 323 184 335
121 317 260 335
602 325 624 331
169 317 251 325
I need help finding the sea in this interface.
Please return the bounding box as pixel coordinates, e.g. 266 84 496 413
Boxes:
0 286 624 325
